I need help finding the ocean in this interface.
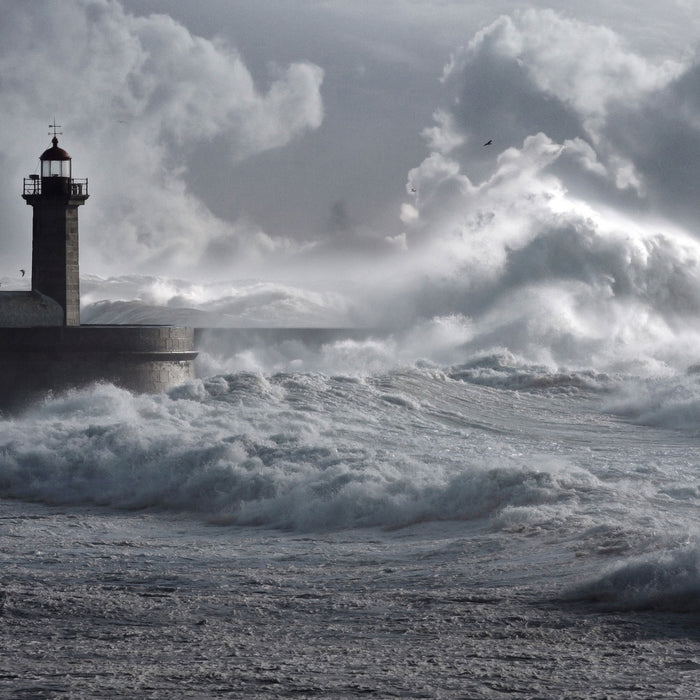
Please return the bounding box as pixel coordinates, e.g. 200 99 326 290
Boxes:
1 312 698 698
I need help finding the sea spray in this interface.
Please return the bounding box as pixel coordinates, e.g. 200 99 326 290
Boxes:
567 546 700 611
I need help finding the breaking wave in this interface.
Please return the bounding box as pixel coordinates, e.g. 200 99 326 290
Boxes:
0 360 695 542
0 378 595 531
567 547 700 612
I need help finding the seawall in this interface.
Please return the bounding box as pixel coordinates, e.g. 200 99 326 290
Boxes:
0 325 196 410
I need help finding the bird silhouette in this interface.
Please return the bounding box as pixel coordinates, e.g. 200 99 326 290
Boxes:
483 139 493 146
20 269 25 277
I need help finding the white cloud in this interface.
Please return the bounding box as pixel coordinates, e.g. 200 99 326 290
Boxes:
421 109 465 154
407 8 699 240
0 0 324 276
459 10 685 136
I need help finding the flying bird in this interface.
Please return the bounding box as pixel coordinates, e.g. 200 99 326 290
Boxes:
483 139 493 146
20 269 25 277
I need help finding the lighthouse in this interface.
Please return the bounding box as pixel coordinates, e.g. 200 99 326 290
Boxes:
22 123 88 326
0 123 197 409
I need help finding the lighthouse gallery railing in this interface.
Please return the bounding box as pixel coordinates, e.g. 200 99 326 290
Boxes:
23 177 89 197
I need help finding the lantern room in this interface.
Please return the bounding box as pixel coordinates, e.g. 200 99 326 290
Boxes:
40 136 71 178
24 124 88 198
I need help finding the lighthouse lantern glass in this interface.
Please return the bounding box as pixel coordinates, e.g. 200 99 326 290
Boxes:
42 159 71 178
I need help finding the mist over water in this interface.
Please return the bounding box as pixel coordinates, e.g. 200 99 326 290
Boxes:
80 204 700 377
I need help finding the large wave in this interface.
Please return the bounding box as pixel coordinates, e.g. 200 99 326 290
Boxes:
0 378 592 530
0 366 694 541
79 243 700 377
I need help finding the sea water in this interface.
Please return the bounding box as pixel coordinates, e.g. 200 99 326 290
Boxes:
1 331 699 698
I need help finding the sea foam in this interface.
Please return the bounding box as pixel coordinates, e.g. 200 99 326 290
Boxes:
0 378 602 532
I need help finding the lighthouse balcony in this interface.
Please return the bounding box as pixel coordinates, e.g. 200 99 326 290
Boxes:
23 177 88 197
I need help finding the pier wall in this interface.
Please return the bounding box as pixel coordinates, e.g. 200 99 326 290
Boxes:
0 326 196 409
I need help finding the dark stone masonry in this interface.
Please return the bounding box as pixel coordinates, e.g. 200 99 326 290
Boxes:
0 326 196 410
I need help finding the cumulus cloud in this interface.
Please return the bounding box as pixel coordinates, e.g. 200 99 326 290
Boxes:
427 8 689 209
421 109 465 154
603 62 700 229
0 0 323 276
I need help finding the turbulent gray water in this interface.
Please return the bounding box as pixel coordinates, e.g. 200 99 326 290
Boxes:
1 348 699 698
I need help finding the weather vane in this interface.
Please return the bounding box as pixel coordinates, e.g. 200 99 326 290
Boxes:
48 120 62 139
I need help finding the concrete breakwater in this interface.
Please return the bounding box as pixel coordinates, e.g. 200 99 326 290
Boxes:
0 325 196 409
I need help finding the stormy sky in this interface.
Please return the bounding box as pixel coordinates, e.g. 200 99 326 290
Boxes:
2 0 700 338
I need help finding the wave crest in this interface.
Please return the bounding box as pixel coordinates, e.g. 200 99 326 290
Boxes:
567 547 700 611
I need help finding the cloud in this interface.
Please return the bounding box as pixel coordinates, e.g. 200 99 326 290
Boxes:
603 62 700 229
0 0 324 276
421 109 465 154
444 10 684 143
427 9 688 204
401 8 699 255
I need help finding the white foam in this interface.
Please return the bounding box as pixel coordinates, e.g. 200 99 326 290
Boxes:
77 207 700 376
0 377 604 532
